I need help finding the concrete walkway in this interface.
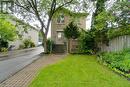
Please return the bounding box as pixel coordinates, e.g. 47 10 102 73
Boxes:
0 54 66 87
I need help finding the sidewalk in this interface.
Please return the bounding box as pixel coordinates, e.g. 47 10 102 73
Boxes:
0 54 66 87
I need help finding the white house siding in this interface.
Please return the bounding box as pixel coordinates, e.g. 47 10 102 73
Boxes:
22 28 39 46
9 28 39 49
8 18 39 49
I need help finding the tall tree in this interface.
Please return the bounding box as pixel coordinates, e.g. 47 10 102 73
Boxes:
91 0 106 31
89 0 107 50
110 0 130 29
0 18 17 49
63 22 80 53
14 0 78 53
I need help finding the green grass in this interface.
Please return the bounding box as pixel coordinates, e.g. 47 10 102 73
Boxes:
29 55 130 87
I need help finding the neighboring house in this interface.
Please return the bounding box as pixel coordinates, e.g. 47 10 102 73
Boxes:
7 16 39 50
51 10 86 53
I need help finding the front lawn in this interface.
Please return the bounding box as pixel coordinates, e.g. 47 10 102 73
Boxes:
29 55 130 87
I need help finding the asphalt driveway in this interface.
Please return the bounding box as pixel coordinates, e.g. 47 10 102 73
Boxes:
0 46 44 83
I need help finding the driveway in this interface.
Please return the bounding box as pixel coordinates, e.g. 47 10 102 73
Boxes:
0 46 44 83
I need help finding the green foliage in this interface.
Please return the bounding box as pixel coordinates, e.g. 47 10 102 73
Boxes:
0 39 8 48
0 18 16 51
0 47 8 52
63 22 80 39
41 0 87 18
23 39 35 48
19 39 35 49
91 9 130 46
0 18 17 42
111 0 130 29
52 7 88 19
90 0 130 47
90 0 113 46
91 0 106 30
95 11 115 30
46 39 54 54
98 49 130 78
78 30 95 54
107 28 130 40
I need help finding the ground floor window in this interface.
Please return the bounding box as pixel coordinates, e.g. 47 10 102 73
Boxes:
57 31 63 40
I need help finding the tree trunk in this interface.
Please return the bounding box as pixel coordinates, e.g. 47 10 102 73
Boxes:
43 37 47 53
67 39 70 53
67 40 69 53
40 29 48 53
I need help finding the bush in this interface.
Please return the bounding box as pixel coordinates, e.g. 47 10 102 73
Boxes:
46 39 54 53
0 39 8 52
19 39 35 49
0 47 8 52
78 30 95 54
23 39 35 48
0 39 8 48
30 42 35 47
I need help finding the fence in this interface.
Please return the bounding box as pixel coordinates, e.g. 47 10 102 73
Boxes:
69 39 79 53
98 35 130 52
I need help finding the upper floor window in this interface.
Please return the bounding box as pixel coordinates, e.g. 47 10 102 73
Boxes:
57 14 65 24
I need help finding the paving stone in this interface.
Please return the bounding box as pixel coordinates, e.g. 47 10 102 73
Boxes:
0 54 65 87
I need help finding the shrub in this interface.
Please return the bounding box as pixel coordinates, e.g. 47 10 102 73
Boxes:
30 42 35 48
23 39 35 48
0 47 8 52
0 39 8 48
119 59 130 73
46 39 54 53
78 30 95 54
19 39 35 49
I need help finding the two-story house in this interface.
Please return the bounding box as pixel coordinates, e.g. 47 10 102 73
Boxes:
51 9 87 53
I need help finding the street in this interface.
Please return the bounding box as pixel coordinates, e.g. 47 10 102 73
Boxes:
0 46 44 83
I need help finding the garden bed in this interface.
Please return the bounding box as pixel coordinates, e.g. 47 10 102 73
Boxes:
98 49 130 79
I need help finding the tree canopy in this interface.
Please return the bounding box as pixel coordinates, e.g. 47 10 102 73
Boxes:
64 22 80 39
0 18 17 42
